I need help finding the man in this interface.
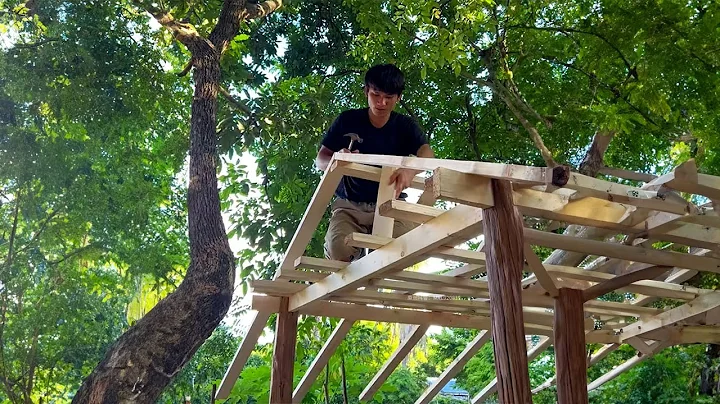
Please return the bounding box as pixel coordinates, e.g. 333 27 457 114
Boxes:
315 64 435 262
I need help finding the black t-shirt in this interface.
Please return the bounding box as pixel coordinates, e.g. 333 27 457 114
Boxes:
321 108 427 203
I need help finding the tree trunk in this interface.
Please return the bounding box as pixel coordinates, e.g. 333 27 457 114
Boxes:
483 179 533 403
701 344 720 395
579 131 616 176
72 46 235 404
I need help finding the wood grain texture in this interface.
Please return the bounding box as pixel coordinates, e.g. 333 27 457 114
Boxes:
554 288 589 404
270 297 298 404
483 179 532 403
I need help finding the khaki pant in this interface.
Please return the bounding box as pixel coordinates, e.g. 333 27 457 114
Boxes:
324 198 418 262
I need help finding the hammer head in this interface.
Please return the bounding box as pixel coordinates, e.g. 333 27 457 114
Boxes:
344 133 363 143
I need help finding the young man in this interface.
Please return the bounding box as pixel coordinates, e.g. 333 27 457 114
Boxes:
315 64 435 262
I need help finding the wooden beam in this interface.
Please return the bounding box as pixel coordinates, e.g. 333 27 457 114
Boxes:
295 256 345 272
626 337 654 355
293 319 354 403
525 228 720 273
587 342 668 392
582 266 672 301
554 288 588 404
651 159 720 201
379 200 447 224
288 205 485 311
442 264 485 278
472 337 552 404
345 232 487 265
334 162 425 190
270 297 299 404
619 292 720 340
373 167 396 237
416 331 492 404
483 179 533 403
359 325 429 402
277 159 344 271
598 166 658 183
429 167 495 208
524 243 559 297
333 153 569 186
215 311 271 400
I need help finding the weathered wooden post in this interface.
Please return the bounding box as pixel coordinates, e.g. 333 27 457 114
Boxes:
270 297 298 404
483 179 532 403
554 288 589 404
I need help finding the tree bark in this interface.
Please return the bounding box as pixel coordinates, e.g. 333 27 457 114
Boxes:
483 179 532 403
270 297 298 404
72 1 283 401
579 130 616 176
554 289 588 404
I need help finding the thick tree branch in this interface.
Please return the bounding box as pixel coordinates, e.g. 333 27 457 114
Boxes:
247 0 283 20
508 25 636 78
209 0 283 55
219 86 252 115
579 130 616 176
136 1 211 53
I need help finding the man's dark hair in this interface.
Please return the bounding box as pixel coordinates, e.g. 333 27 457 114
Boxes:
364 64 405 95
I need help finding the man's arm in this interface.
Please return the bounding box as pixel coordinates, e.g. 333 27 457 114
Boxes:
388 143 435 198
315 145 335 172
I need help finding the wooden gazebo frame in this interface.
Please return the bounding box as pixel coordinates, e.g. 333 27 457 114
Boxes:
215 153 720 404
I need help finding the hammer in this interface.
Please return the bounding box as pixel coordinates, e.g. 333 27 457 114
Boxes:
344 133 363 151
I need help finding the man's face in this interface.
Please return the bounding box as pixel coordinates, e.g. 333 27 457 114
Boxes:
365 86 400 118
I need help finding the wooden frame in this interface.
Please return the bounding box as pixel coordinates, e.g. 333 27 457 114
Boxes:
216 155 720 403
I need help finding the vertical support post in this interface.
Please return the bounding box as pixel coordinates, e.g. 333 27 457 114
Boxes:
554 288 588 404
270 297 298 404
373 167 396 237
483 179 532 403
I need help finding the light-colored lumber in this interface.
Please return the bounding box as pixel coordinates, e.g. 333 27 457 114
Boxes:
483 179 533 403
598 166 658 183
587 342 668 392
429 167 495 208
473 337 552 403
554 288 589 404
333 153 566 186
619 292 720 340
641 326 720 344
288 205 485 311
524 243 559 297
293 319 355 403
651 159 720 201
581 265 672 301
442 264 485 278
373 167 396 237
359 325 429 402
215 310 272 400
295 256 345 272
270 297 298 404
345 232 487 265
334 162 425 190
525 228 720 273
545 265 702 301
251 295 501 330
416 331 491 404
379 200 446 224
626 337 654 355
277 158 344 271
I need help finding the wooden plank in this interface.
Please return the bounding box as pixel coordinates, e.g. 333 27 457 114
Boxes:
373 167 396 237
483 179 533 404
359 325 429 402
598 166 658 183
442 264 485 278
626 336 654 355
554 288 589 404
334 153 567 186
430 167 495 208
641 326 720 344
587 342 668 392
582 266 672 301
651 159 720 201
545 265 701 301
524 243 559 297
278 159 344 271
379 200 447 224
472 337 552 404
525 228 720 273
345 232 487 265
416 331 492 404
288 205 485 311
215 311 271 400
270 297 299 404
334 162 425 190
293 319 355 403
619 292 720 340
295 256 346 272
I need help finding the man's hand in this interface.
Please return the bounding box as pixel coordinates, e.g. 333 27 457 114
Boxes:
388 168 419 198
338 148 360 154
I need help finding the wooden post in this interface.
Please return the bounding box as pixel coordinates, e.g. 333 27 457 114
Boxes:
270 297 298 404
483 179 532 403
554 288 588 404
